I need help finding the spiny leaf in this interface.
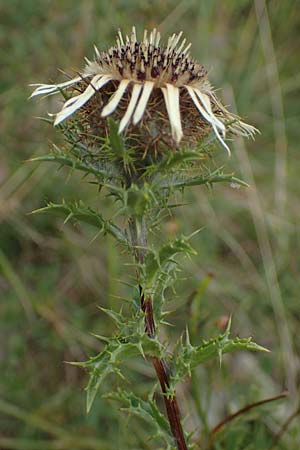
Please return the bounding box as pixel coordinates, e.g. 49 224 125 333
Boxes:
143 237 197 323
146 148 207 176
143 236 195 322
28 153 116 182
107 389 174 446
151 259 179 323
182 173 248 188
159 237 197 265
99 307 126 326
99 307 146 337
75 330 164 413
144 237 196 286
30 201 128 246
125 183 157 217
171 325 268 387
159 167 249 190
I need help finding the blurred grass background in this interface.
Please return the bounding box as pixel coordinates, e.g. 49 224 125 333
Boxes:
1 0 300 449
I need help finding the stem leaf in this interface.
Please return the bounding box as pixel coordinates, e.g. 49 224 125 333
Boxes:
30 201 128 245
171 324 268 387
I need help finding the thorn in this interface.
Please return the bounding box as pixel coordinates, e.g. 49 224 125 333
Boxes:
90 333 110 343
225 315 232 336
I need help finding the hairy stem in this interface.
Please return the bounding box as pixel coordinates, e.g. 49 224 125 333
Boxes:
129 217 188 450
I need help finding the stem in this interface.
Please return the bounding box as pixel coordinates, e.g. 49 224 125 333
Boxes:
209 391 288 449
129 216 188 450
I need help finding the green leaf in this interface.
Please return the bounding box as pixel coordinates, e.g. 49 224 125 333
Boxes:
28 153 115 182
159 167 248 190
71 308 164 413
108 118 124 157
30 201 128 246
171 325 268 387
126 183 156 217
182 173 248 188
146 148 207 176
152 259 178 321
107 389 174 446
144 237 196 287
82 334 163 413
159 238 197 265
143 236 197 321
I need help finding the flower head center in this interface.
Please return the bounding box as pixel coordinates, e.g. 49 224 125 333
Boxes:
88 27 207 88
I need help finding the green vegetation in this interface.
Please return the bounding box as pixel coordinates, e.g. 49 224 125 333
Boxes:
1 1 300 449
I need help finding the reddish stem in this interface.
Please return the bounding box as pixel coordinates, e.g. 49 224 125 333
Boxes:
129 217 188 449
141 294 188 450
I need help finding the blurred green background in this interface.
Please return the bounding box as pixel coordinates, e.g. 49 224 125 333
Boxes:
1 1 300 449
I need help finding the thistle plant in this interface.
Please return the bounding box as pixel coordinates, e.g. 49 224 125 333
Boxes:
30 27 266 450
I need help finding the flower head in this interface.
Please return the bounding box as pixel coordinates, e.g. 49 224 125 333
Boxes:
31 27 256 155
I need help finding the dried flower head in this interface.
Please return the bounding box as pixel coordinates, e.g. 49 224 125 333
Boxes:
31 27 256 155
